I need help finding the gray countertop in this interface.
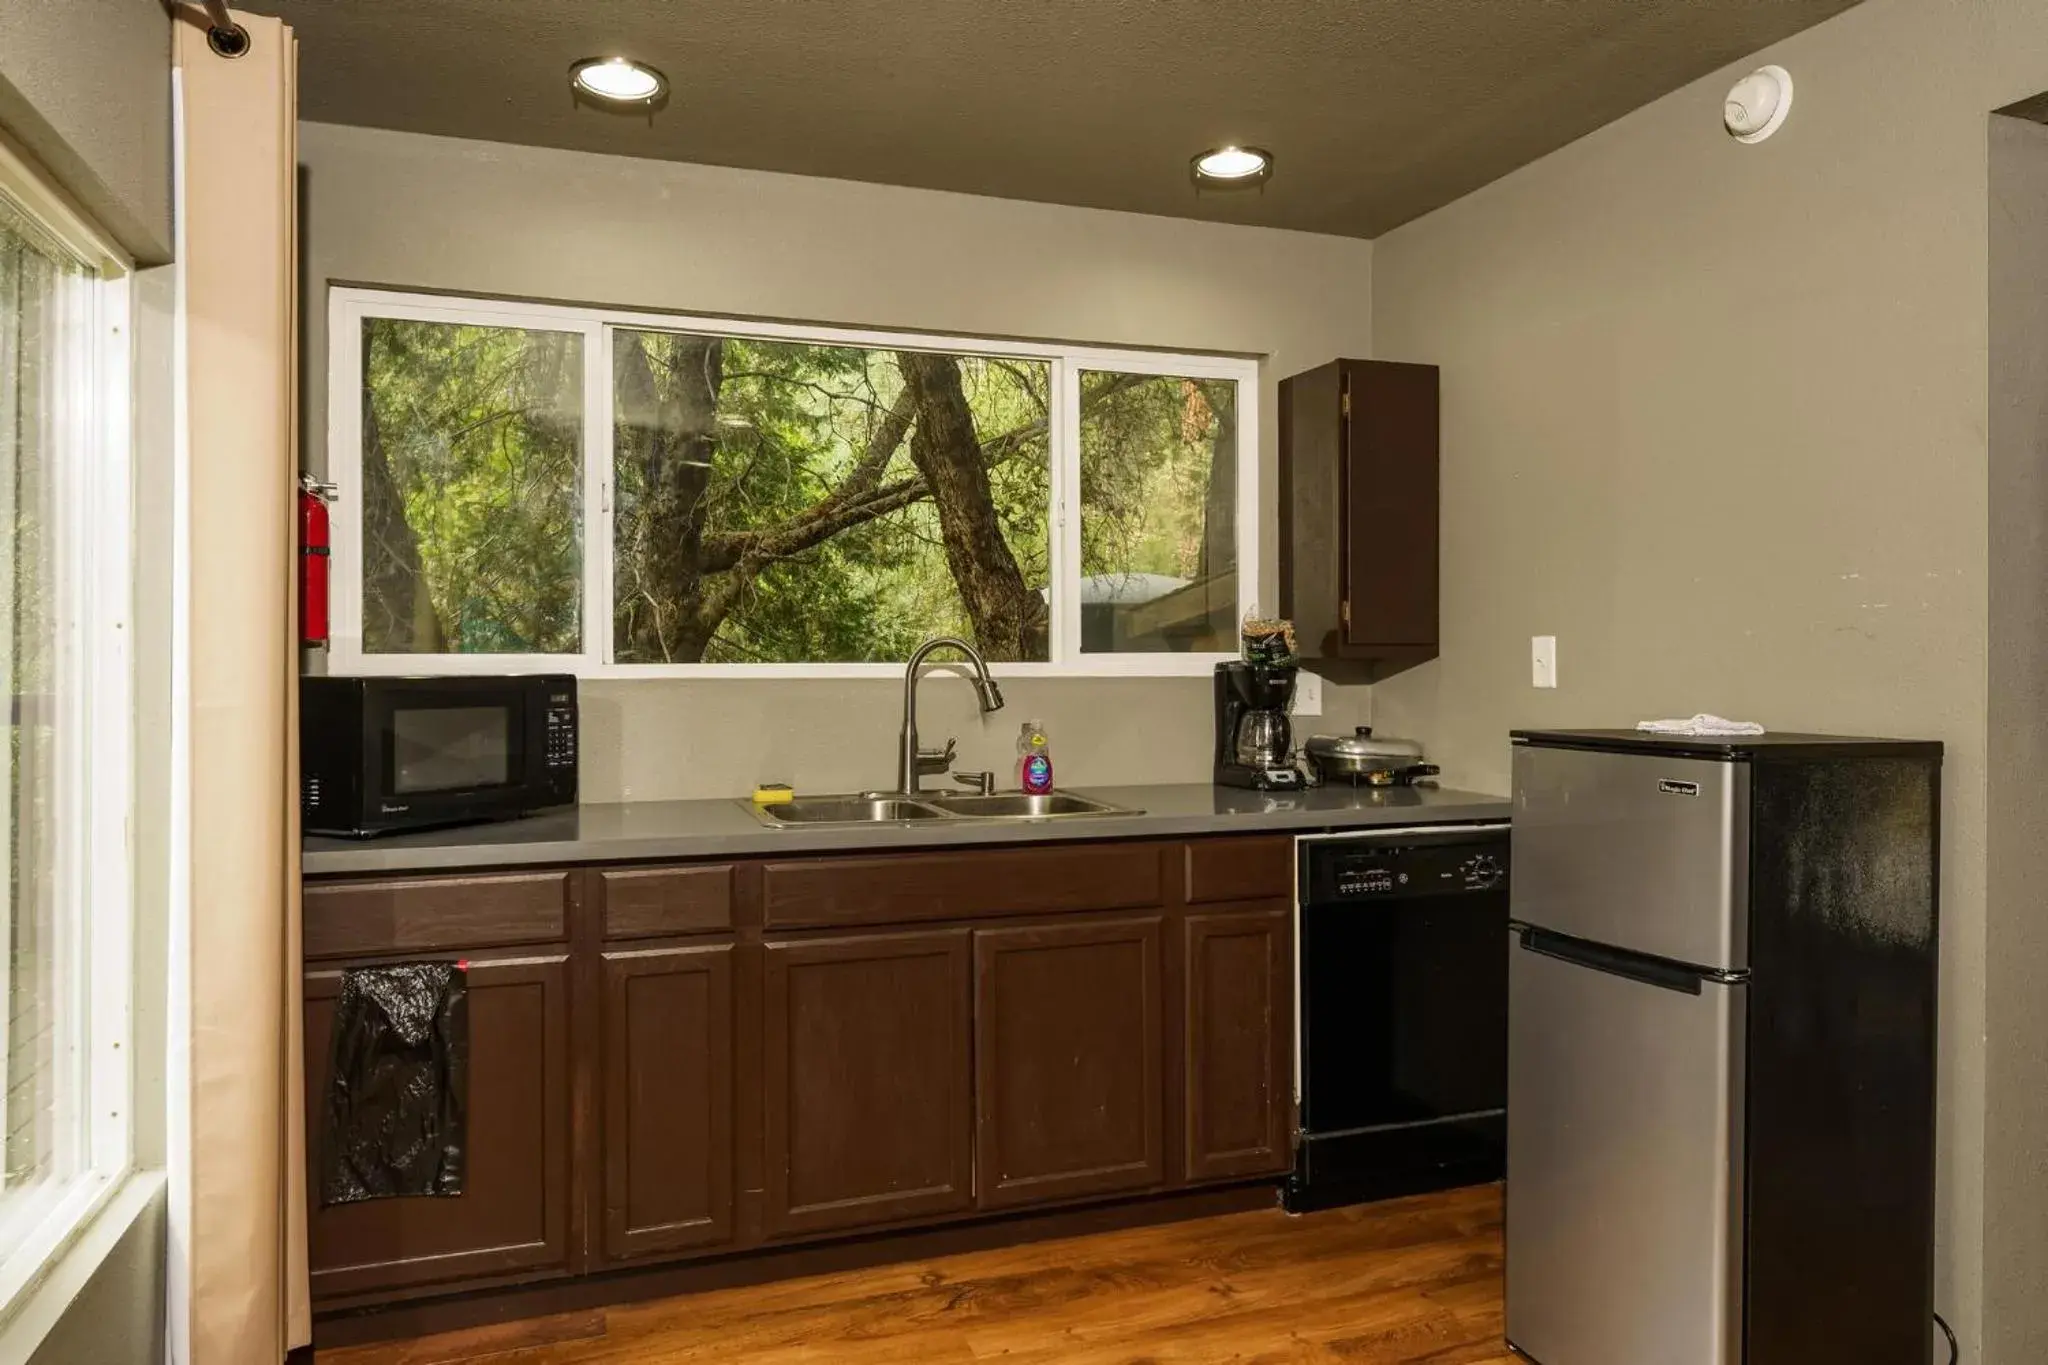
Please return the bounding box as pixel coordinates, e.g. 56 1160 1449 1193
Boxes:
303 783 1510 876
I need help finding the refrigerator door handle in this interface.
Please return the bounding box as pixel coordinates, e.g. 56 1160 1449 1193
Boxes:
1514 925 1745 995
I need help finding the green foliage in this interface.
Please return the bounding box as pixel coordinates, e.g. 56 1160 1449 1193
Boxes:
1076 372 1236 653
363 319 583 654
1078 372 1233 583
612 332 1051 663
363 317 1234 666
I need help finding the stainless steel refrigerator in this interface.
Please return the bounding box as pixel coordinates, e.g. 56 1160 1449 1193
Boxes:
1504 730 1940 1365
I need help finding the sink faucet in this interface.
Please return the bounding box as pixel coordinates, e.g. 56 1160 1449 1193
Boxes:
899 636 1005 794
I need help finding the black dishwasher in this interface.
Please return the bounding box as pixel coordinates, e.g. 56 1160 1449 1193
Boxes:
1287 824 1511 1212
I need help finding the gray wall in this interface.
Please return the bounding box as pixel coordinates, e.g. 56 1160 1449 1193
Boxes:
298 123 1378 800
1986 111 2048 1365
1369 0 2048 1356
0 0 172 262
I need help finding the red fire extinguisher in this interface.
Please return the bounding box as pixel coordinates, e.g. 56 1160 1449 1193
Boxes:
299 475 337 647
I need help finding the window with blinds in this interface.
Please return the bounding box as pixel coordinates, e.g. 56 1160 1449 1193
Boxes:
0 160 134 1312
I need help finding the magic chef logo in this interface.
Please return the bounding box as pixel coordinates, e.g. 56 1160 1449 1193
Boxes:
1658 779 1701 797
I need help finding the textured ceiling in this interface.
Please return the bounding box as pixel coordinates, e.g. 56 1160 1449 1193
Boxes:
243 0 1862 239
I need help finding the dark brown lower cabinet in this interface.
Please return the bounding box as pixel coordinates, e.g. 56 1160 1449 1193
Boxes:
601 942 735 1262
974 917 1166 1209
762 929 975 1238
1184 907 1294 1182
305 835 1303 1325
305 954 571 1301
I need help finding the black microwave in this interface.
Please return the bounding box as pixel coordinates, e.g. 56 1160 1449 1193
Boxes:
301 675 578 837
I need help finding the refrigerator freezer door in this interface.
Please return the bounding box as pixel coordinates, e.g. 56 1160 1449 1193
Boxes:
1505 929 1746 1365
1511 743 1750 970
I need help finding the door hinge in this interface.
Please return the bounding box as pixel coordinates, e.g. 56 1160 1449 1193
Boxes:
1341 599 1352 629
1340 388 1351 418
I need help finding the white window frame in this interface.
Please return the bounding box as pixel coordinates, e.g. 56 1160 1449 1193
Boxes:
326 287 1260 679
0 133 136 1322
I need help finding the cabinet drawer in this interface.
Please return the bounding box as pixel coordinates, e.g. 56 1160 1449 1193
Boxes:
762 842 1163 929
600 865 735 940
304 872 569 960
1185 837 1293 905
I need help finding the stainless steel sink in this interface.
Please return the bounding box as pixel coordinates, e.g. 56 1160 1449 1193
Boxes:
750 796 950 825
744 791 1141 827
920 792 1138 820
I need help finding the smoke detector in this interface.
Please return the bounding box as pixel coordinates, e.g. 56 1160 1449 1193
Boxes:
1725 65 1793 143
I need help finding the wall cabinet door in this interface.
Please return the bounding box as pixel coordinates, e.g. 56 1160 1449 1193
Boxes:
974 917 1165 1209
601 943 735 1262
762 930 974 1238
1343 359 1439 652
306 954 570 1301
1279 357 1440 680
1184 907 1294 1182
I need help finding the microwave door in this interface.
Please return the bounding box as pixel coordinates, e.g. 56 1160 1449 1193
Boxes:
391 703 516 793
370 685 529 824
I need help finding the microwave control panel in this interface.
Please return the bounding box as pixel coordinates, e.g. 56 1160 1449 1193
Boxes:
544 695 578 771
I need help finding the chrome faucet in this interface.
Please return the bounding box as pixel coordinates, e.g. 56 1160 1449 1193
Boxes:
898 636 1005 794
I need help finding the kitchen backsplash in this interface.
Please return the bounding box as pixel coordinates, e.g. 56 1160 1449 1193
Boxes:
577 674 1372 803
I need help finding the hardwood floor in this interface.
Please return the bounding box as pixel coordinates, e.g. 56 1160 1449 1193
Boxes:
318 1185 1512 1365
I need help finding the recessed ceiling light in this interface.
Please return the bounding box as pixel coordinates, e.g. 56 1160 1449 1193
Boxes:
1191 146 1273 189
570 56 669 106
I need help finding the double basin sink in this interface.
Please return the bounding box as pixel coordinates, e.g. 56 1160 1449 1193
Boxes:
745 791 1142 827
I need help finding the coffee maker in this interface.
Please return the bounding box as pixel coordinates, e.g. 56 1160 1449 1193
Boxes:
1214 662 1306 791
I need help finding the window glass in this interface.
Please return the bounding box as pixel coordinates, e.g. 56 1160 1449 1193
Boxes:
359 318 584 654
1076 371 1239 653
611 330 1050 663
0 198 88 1256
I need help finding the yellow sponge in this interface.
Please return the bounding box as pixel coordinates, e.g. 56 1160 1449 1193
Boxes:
752 783 795 806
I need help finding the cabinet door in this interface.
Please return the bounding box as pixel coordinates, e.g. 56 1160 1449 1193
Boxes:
975 917 1165 1209
1343 359 1439 650
306 955 570 1301
1184 907 1294 1182
602 943 735 1262
762 930 973 1238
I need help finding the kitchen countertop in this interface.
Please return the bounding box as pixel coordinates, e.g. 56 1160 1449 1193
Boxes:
303 782 1511 876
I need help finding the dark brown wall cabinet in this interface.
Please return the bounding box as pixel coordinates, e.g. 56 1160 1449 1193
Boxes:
1279 358 1440 680
974 918 1166 1208
762 930 975 1238
304 954 572 1301
601 943 735 1261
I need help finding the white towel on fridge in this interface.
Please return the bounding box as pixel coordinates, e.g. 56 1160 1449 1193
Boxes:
1636 714 1766 737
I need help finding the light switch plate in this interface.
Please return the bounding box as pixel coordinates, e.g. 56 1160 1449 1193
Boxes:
1294 670 1324 716
1532 636 1558 689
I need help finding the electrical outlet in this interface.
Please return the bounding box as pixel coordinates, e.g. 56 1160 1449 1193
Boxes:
1532 636 1558 689
1294 670 1324 716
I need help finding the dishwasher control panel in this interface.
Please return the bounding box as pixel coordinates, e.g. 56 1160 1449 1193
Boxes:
1302 829 1511 903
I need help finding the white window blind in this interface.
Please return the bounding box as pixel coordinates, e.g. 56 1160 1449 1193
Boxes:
0 152 135 1316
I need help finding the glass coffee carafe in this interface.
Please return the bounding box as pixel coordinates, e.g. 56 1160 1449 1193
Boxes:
1234 707 1292 769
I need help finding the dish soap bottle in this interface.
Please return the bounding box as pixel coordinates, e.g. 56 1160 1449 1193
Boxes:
1017 721 1054 795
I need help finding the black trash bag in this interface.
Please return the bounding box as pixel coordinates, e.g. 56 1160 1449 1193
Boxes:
321 961 468 1205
